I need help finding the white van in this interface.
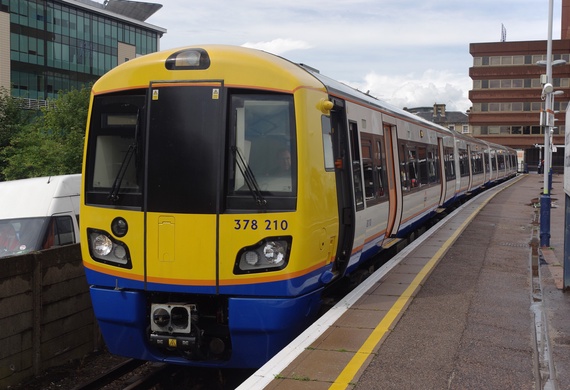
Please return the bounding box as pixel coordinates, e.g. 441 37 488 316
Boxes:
0 174 81 258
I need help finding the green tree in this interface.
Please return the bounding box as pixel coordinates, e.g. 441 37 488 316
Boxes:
0 87 31 180
1 85 91 180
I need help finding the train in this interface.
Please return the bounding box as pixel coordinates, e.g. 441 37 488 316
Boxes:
80 45 517 368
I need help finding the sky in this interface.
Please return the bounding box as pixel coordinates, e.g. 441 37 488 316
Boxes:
144 0 561 113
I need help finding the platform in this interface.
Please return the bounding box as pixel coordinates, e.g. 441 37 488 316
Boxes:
238 173 570 390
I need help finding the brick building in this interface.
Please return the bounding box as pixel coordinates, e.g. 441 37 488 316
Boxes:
469 0 570 171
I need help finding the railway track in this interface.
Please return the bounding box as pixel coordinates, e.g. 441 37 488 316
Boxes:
72 358 174 390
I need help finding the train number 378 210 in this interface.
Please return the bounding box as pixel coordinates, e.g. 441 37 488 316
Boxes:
234 219 289 231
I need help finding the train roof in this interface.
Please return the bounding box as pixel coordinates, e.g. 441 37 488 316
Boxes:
92 44 325 95
0 174 81 219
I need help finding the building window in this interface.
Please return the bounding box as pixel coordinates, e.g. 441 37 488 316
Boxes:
462 125 469 134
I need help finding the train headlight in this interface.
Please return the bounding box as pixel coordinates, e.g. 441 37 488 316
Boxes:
263 241 285 264
87 229 132 269
244 251 259 266
165 48 210 70
93 234 112 256
234 237 291 274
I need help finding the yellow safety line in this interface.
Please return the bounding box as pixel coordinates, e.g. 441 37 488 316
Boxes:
328 176 524 389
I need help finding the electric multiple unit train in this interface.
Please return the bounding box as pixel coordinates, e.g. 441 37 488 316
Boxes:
80 45 517 368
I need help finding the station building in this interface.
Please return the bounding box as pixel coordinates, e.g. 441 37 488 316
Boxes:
469 0 570 171
0 0 165 109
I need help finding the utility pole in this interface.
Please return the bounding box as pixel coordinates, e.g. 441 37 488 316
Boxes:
540 0 554 248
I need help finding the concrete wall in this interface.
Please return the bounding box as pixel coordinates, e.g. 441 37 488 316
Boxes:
0 245 101 388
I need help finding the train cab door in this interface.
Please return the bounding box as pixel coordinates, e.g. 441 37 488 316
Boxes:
329 97 356 277
383 124 403 239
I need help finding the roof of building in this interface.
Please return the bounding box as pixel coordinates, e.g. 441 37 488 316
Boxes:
104 0 162 22
72 0 163 23
406 105 469 125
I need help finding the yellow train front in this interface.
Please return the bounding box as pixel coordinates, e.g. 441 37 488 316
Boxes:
80 45 343 367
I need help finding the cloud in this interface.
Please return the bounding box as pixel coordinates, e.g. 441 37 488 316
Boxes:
241 39 313 55
346 69 473 112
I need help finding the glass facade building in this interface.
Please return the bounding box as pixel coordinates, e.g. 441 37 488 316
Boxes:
0 0 165 103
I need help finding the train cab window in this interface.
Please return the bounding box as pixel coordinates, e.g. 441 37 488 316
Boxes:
227 93 297 210
85 93 145 208
321 116 335 170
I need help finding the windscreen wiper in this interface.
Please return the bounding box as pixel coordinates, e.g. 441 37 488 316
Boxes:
231 146 267 206
108 108 140 202
108 144 135 202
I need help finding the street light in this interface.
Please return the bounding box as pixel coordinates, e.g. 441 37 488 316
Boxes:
538 0 556 248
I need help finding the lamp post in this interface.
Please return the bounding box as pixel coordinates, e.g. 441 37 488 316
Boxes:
538 0 555 248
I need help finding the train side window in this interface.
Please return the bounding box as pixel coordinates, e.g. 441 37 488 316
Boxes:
321 116 334 170
361 134 388 206
407 147 420 188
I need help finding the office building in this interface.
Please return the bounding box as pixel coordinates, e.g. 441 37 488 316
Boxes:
0 0 165 108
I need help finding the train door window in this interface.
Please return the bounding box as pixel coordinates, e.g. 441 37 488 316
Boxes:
444 147 455 181
349 121 364 211
484 150 490 173
459 149 469 177
491 150 497 171
427 146 440 184
399 143 410 191
321 116 334 170
361 138 375 201
471 151 483 174
497 154 505 170
374 139 387 200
